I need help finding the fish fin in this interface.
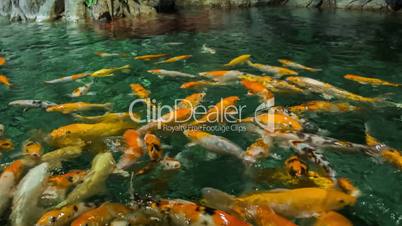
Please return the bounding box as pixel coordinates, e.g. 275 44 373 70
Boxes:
201 187 236 212
104 103 113 111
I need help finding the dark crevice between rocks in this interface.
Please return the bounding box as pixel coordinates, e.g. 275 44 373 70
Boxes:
154 0 177 13
386 0 402 10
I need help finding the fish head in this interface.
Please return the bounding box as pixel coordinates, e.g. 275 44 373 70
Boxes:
285 76 302 84
4 160 24 179
0 138 14 150
285 156 308 177
144 133 162 161
161 157 181 170
325 190 357 210
147 69 161 74
381 149 402 169
23 140 43 158
36 208 71 226
123 129 141 148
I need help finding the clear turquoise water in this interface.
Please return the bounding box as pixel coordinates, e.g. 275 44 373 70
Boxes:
1 7 402 226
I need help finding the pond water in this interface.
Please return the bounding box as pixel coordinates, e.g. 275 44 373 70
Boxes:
0 7 401 226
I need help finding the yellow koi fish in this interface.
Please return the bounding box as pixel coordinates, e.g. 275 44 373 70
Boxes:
130 83 150 99
90 64 130 77
46 102 112 114
202 187 356 218
224 54 251 67
176 92 206 110
288 101 359 113
192 96 240 125
21 139 43 158
344 74 401 87
248 61 298 77
72 112 137 123
314 211 353 226
0 138 14 152
241 112 303 132
157 55 192 64
41 145 85 168
0 75 11 87
56 152 115 208
243 139 270 164
36 203 95 226
45 73 90 84
279 59 322 72
134 53 168 61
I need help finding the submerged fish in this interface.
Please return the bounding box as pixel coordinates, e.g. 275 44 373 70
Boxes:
240 74 304 93
224 54 251 67
134 53 168 61
137 108 193 134
36 202 95 226
201 44 216 54
157 55 192 64
180 80 223 89
91 65 130 78
21 139 43 158
144 132 163 161
45 73 90 84
144 199 251 226
68 81 94 98
147 69 196 78
10 163 49 226
337 178 361 198
344 74 401 87
278 59 322 72
202 187 356 218
72 112 134 123
248 61 298 77
183 130 245 161
56 152 115 208
0 56 5 65
243 138 270 164
130 83 153 108
8 100 57 109
71 202 130 226
241 79 274 102
41 145 85 168
192 96 240 125
241 112 303 132
314 211 353 226
199 70 244 82
288 100 359 113
176 92 206 110
95 51 127 57
160 156 181 171
285 155 308 177
117 129 144 169
0 138 14 151
46 102 112 114
0 75 11 87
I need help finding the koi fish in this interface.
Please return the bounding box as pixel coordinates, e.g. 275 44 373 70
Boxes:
40 170 87 206
241 112 303 132
134 54 168 61
248 61 298 77
176 92 206 110
95 52 127 57
9 100 57 109
0 160 27 216
183 130 245 161
160 156 181 171
46 102 112 114
224 54 251 67
157 55 192 64
202 187 356 218
144 199 251 226
241 79 274 102
288 101 359 113
192 96 239 125
0 138 14 151
0 56 5 65
41 145 85 169
71 202 130 226
91 65 130 77
36 203 95 226
72 112 137 123
68 81 94 98
180 81 223 89
240 74 304 93
231 204 297 226
199 70 244 82
44 73 90 84
285 155 308 177
344 74 401 87
286 76 382 103
130 83 153 107
55 152 115 208
278 59 322 72
21 139 43 158
117 129 144 169
0 75 11 87
314 211 353 226
337 178 361 198
243 139 270 164
137 108 193 134
11 163 49 226
365 125 402 169
201 44 216 54
148 69 196 78
144 132 163 161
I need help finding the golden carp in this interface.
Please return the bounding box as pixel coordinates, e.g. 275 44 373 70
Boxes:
134 53 168 61
41 145 85 168
199 70 244 82
224 54 251 67
314 211 353 226
241 79 274 102
157 55 192 63
0 75 11 87
71 202 130 226
72 112 137 123
176 92 206 110
288 101 359 113
344 74 401 87
36 203 95 226
278 59 322 72
46 102 112 114
0 138 14 152
243 139 270 164
91 65 130 77
192 96 239 125
180 80 223 89
55 152 116 208
45 73 90 84
248 61 298 77
21 140 43 159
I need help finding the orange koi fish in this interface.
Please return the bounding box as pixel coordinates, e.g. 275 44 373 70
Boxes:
157 55 192 64
288 100 359 113
0 56 5 65
243 139 270 164
232 204 297 226
176 92 206 110
145 199 251 226
202 187 356 218
36 202 95 226
344 74 401 87
241 79 274 102
248 61 298 77
0 75 11 87
240 74 304 93
130 83 150 99
224 54 251 67
134 53 168 61
144 132 163 161
117 129 144 169
278 59 322 72
180 80 223 89
192 96 240 125
45 73 90 84
314 211 353 226
46 102 112 114
241 112 303 132
337 178 361 198
199 70 244 82
71 202 130 226
285 155 308 177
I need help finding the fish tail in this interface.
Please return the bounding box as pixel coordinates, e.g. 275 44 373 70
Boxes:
201 187 236 212
104 103 113 111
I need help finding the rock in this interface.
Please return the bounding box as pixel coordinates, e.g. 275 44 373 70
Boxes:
36 0 64 22
65 0 86 21
0 0 11 16
175 0 278 8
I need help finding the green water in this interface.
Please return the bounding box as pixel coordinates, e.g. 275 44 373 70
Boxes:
1 7 402 226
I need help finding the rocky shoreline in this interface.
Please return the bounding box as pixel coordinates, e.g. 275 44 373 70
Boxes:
0 0 400 22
